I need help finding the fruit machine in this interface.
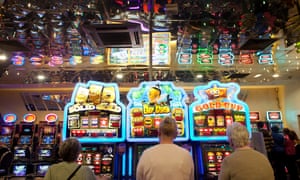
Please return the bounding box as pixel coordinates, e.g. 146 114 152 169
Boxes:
189 81 251 179
0 113 18 150
33 113 60 177
249 111 261 132
11 113 37 177
126 81 190 178
62 81 126 179
266 111 283 132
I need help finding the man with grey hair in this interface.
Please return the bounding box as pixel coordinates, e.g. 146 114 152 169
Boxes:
136 116 194 180
44 137 96 180
218 122 274 180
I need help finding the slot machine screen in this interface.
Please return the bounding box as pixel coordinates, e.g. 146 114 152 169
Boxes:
19 135 31 144
39 148 52 157
13 164 27 176
1 126 12 135
0 136 10 144
22 126 33 135
36 164 50 176
14 148 26 157
42 135 55 144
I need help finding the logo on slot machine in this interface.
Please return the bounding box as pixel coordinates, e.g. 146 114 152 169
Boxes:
205 84 227 100
23 113 36 122
3 113 17 123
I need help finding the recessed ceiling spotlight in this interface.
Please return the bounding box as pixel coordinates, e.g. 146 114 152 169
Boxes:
37 74 46 80
254 74 262 78
196 74 203 78
116 73 123 79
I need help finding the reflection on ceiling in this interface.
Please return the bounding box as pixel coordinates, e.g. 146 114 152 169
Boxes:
0 0 300 86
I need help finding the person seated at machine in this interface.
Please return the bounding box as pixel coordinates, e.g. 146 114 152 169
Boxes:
0 142 13 176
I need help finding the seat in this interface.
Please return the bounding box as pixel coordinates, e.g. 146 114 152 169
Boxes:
0 149 13 176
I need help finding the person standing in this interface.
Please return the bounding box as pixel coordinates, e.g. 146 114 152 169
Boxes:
283 128 299 180
44 137 97 180
257 122 274 162
136 116 194 180
218 122 274 180
271 125 287 180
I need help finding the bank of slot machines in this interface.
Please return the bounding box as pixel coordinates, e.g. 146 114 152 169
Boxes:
63 81 127 179
126 81 190 178
189 81 251 179
11 121 37 177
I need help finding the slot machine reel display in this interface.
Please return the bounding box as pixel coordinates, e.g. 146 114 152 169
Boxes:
189 81 251 177
63 81 126 178
126 81 189 177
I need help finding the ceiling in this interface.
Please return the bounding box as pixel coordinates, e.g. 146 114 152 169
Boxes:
0 0 300 87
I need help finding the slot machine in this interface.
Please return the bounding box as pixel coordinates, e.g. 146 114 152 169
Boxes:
266 111 283 131
126 81 190 178
34 113 60 177
0 113 18 150
189 81 251 179
11 113 37 177
63 81 126 179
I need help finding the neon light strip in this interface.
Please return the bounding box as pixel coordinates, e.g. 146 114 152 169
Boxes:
128 146 133 176
198 146 204 175
122 152 126 176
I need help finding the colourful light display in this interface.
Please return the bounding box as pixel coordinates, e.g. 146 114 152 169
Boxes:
63 81 126 143
189 81 251 141
126 81 189 142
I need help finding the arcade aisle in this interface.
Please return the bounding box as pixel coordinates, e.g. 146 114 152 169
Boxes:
0 80 288 180
1 0 300 179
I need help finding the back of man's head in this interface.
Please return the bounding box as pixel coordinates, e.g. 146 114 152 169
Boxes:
226 122 250 148
159 116 177 138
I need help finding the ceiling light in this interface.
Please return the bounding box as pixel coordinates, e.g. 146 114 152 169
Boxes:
0 53 7 61
196 74 203 78
272 73 280 78
254 74 262 78
37 74 46 80
116 73 123 79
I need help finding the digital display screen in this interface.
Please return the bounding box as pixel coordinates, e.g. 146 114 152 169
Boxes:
22 125 33 135
36 165 49 176
19 135 31 144
1 126 12 135
42 135 54 144
39 149 51 157
13 165 27 176
0 136 11 144
14 149 26 157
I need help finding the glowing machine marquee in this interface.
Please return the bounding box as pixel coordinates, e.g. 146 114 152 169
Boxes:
189 81 251 141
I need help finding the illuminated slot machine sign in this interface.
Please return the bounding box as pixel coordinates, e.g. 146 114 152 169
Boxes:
127 81 189 142
63 81 126 143
266 111 283 130
189 81 251 141
0 113 17 147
